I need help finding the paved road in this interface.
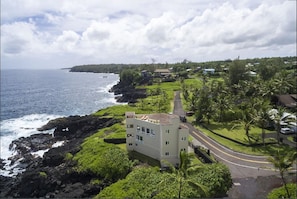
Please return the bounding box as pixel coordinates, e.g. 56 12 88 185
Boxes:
173 91 279 178
173 91 297 198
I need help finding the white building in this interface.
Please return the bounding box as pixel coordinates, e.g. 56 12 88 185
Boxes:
202 68 215 75
125 112 189 166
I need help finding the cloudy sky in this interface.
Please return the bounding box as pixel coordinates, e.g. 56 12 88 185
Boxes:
1 0 296 69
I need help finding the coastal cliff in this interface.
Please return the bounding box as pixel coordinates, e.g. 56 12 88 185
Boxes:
0 115 120 198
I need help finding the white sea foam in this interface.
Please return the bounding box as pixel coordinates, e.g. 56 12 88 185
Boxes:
96 79 119 93
52 140 65 148
31 149 50 158
30 141 65 159
0 114 63 176
1 158 26 177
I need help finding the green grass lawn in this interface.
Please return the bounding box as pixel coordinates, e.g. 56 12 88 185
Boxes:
93 78 294 158
287 136 297 143
203 121 274 144
195 124 294 156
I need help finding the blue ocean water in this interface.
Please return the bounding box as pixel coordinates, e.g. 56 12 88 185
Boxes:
0 69 120 173
1 69 119 121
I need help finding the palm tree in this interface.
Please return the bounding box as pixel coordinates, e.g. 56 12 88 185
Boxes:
254 99 271 146
213 92 230 122
272 72 294 95
231 111 253 144
267 150 297 198
161 152 208 198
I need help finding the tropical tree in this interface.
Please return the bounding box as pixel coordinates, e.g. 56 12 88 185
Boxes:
181 83 190 101
161 152 208 198
257 63 278 81
189 87 200 112
213 91 230 122
267 150 297 199
234 98 263 144
227 60 249 89
209 80 225 99
195 86 212 123
119 69 140 87
254 100 272 145
271 71 294 95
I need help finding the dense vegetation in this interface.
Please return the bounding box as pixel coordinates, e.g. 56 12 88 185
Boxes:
73 123 132 181
70 102 233 198
267 183 297 199
96 163 231 199
69 56 296 198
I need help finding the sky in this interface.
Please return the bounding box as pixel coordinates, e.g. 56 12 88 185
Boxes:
1 0 296 69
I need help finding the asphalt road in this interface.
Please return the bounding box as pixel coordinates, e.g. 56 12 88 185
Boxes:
173 91 279 178
173 91 297 198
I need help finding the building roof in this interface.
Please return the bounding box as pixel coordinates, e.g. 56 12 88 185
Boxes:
275 94 297 108
203 68 215 71
135 113 179 125
154 69 171 73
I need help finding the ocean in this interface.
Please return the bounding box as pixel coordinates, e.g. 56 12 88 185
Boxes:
0 69 120 176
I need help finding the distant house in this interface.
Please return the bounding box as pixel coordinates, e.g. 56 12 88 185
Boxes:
141 70 150 78
271 94 297 109
154 69 171 77
247 71 257 77
245 63 254 67
194 66 202 72
203 68 215 75
125 112 189 166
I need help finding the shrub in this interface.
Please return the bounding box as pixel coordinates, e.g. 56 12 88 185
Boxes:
74 141 132 181
97 147 132 181
39 171 47 178
64 152 73 161
267 183 297 199
73 123 133 181
192 163 233 197
96 163 233 198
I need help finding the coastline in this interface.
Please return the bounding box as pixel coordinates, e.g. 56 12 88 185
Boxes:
0 76 142 198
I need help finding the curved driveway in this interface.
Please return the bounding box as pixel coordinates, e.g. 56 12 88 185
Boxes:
173 91 281 178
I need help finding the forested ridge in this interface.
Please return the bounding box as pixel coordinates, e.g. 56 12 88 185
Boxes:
69 56 296 74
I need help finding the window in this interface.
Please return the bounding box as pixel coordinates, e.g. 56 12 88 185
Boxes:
127 124 133 128
166 129 170 133
165 152 169 156
137 125 140 131
129 143 133 146
146 128 150 134
142 127 145 133
181 137 187 141
165 141 169 145
180 148 186 152
150 129 155 136
136 135 143 142
127 134 132 137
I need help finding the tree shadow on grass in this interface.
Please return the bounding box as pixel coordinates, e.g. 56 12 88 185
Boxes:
250 143 295 156
204 122 236 131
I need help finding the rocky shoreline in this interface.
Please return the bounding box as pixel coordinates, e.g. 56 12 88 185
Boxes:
0 81 147 198
109 82 147 103
0 114 120 198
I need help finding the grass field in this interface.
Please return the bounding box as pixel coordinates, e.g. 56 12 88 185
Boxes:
195 124 295 156
93 77 295 157
203 121 274 143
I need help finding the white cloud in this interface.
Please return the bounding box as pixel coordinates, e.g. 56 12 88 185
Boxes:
1 0 296 69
